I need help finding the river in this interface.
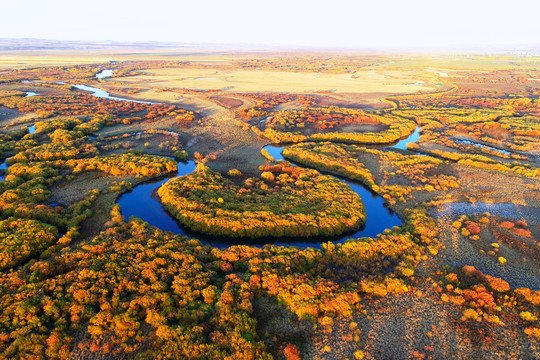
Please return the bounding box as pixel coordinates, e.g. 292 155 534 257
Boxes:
10 70 416 248
72 68 154 104
0 160 6 181
71 84 155 104
116 131 416 248
454 138 511 155
96 69 114 79
117 136 406 248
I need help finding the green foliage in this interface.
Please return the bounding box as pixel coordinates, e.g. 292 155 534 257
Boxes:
262 106 416 145
68 153 177 178
0 217 58 270
228 168 243 177
0 221 271 359
173 150 188 161
159 163 366 238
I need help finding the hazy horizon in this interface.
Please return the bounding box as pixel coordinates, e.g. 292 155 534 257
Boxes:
3 0 540 51
1 38 539 54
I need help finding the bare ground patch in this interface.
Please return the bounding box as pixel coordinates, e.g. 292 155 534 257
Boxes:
0 106 35 129
50 172 137 204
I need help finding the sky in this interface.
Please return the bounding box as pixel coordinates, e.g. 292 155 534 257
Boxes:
2 0 540 50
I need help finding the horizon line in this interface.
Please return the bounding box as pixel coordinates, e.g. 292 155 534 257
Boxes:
1 37 540 54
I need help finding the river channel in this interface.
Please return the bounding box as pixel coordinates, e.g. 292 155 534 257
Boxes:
107 81 417 248
5 71 420 248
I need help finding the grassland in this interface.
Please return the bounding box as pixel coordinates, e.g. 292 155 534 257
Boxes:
111 67 438 93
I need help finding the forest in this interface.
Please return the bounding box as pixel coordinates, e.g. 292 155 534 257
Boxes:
0 55 538 359
255 106 416 145
158 163 366 238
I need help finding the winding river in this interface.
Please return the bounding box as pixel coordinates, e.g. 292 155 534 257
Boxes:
110 88 417 248
72 69 155 104
71 84 155 104
6 71 418 248
117 139 406 248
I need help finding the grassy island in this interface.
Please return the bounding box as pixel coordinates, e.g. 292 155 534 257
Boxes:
158 162 366 238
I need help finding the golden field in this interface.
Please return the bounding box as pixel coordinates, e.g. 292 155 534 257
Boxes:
113 67 439 93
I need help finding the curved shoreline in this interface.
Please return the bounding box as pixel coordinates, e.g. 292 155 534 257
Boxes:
65 73 408 247
117 143 402 249
120 159 377 249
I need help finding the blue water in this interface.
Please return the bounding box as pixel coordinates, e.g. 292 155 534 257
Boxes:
0 160 6 181
454 138 511 155
28 125 35 134
118 160 197 234
391 127 420 150
72 84 155 104
267 146 401 246
70 78 409 248
96 69 113 79
264 146 287 162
